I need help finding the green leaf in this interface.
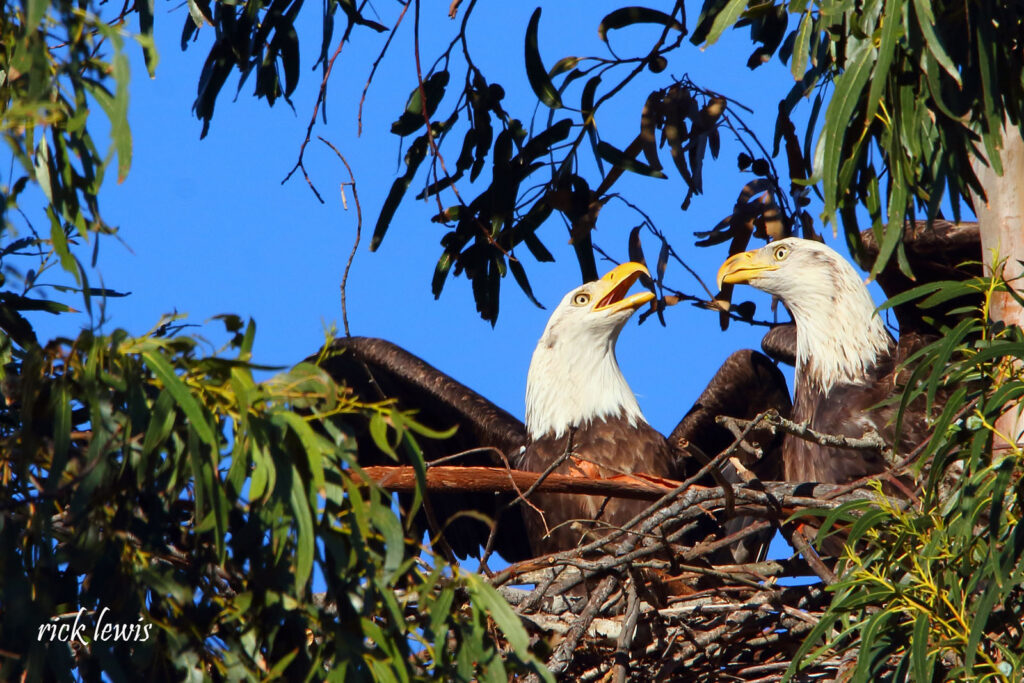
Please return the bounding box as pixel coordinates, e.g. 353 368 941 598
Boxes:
598 7 684 43
911 612 932 682
142 349 217 447
911 0 962 86
596 140 667 178
821 43 874 222
581 75 603 173
865 0 900 124
26 0 47 26
249 443 274 502
790 12 811 81
372 499 405 578
368 411 397 458
47 213 78 278
89 23 133 183
525 8 562 109
372 135 428 250
33 135 53 204
508 257 544 309
432 249 454 298
278 412 327 494
464 574 529 655
964 582 1000 673
289 466 315 593
186 0 208 27
521 118 573 162
870 178 907 281
581 75 601 129
547 56 580 78
141 389 177 456
46 380 72 487
701 0 748 47
391 71 450 136
0 292 74 315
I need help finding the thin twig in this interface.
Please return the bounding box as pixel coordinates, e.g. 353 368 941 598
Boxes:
317 137 361 337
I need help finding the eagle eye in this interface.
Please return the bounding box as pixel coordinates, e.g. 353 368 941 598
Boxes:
572 292 591 306
773 245 789 261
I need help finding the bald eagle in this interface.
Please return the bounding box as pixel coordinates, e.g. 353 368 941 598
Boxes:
319 263 790 562
717 237 932 485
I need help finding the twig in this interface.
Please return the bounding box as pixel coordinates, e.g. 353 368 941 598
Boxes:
283 0 371 200
720 411 890 454
317 137 361 337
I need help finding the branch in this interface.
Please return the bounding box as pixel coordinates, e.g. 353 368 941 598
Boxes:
356 465 674 500
717 411 890 454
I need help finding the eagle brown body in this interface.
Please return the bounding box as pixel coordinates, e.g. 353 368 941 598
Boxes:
521 416 675 556
785 334 926 484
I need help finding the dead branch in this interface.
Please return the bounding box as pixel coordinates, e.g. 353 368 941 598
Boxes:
719 411 890 454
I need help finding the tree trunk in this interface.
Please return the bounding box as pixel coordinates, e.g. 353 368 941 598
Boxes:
972 125 1024 452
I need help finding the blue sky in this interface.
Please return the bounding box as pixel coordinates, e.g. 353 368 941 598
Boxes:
21 1 867 438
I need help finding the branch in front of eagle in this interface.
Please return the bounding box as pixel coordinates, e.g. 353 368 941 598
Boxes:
497 579 832 680
537 575 620 681
424 445 510 468
477 434 578 576
717 413 844 584
730 410 891 455
479 478 872 593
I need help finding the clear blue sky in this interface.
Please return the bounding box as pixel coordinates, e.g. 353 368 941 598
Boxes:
22 0 877 437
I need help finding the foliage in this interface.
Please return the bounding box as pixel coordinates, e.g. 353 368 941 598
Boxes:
788 274 1024 681
177 0 1023 320
177 0 817 324
1 0 139 343
0 316 549 680
694 0 1024 280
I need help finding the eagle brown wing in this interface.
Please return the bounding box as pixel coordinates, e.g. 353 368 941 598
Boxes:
785 332 936 486
668 349 791 480
313 337 532 562
668 349 792 563
761 323 797 366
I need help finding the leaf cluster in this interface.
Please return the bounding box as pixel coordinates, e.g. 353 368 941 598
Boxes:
788 275 1024 682
696 0 1024 278
0 317 548 680
2 0 136 341
367 4 818 324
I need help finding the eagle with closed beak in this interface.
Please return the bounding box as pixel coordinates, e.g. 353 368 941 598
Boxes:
718 237 935 486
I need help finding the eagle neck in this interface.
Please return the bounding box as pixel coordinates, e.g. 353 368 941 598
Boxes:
525 326 644 441
788 274 892 396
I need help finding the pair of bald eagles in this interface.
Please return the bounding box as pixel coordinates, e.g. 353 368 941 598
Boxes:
324 238 928 563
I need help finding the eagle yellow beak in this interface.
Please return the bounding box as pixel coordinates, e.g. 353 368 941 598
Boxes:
593 262 655 314
716 250 779 289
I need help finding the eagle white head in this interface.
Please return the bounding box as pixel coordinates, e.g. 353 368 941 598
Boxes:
717 237 892 395
526 262 655 440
